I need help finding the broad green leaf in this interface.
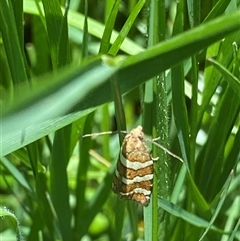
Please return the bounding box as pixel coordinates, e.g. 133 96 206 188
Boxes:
2 56 120 156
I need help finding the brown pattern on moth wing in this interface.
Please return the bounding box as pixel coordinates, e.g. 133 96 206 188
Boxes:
112 125 154 206
119 180 152 193
116 160 153 179
130 193 150 206
121 126 151 163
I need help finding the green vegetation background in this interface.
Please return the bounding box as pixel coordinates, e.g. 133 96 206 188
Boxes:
0 0 240 241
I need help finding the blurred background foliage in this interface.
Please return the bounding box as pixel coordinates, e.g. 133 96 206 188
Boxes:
0 0 240 241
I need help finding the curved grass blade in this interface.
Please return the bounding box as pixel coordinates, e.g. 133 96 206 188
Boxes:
0 206 22 241
2 57 120 156
158 198 224 233
207 58 240 98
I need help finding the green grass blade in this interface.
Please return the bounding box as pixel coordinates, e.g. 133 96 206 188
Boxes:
112 199 125 241
197 88 240 200
0 0 28 85
81 0 89 60
198 172 233 241
58 1 71 66
171 0 190 166
219 127 240 191
50 126 73 241
24 0 144 55
73 114 92 240
158 198 223 233
109 68 127 239
228 217 240 241
26 141 40 177
10 0 24 48
42 0 64 69
108 0 146 56
144 0 169 239
118 10 240 93
207 58 240 98
198 31 240 124
2 57 120 156
31 16 50 75
79 163 115 238
99 0 121 53
203 0 232 22
36 173 60 240
1 157 33 193
187 0 201 26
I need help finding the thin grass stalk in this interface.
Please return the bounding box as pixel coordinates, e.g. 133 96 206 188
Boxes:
81 0 89 60
110 74 126 240
144 0 169 240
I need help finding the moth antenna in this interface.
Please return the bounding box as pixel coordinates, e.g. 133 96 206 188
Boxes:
146 138 184 163
83 131 117 138
83 130 128 138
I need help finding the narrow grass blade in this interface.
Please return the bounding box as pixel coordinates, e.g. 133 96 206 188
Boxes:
73 114 92 241
198 31 240 124
158 198 223 233
198 171 233 241
1 157 33 193
81 0 89 60
203 0 232 22
24 0 144 55
99 0 121 53
207 58 240 98
108 0 146 56
0 0 28 85
197 88 240 200
78 163 115 238
36 173 61 240
42 0 64 68
50 126 73 241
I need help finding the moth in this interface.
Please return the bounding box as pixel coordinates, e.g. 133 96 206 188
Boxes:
83 125 183 206
112 125 155 206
